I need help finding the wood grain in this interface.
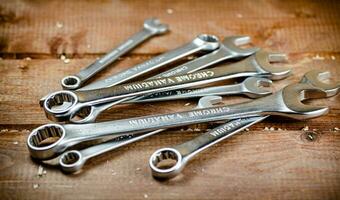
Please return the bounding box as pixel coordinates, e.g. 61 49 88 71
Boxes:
0 0 339 199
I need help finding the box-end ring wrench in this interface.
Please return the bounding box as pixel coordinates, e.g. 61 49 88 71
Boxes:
57 96 222 173
78 34 220 91
42 50 289 123
68 36 259 124
61 18 169 90
149 69 340 179
128 77 273 103
28 71 333 160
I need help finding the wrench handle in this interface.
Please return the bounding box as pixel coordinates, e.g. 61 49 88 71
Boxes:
75 63 255 103
174 116 267 160
156 48 231 78
128 84 243 103
81 42 204 90
77 29 154 82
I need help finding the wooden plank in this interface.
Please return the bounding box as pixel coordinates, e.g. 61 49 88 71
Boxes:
0 0 340 199
0 54 339 125
0 129 339 199
0 0 340 56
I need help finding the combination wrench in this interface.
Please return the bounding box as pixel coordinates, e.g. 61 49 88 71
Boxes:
42 50 289 123
61 18 169 90
78 34 220 91
57 78 272 173
56 96 223 173
27 70 336 160
128 76 273 103
149 69 340 179
67 36 259 124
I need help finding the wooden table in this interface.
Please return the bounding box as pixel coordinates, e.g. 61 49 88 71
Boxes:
0 1 339 199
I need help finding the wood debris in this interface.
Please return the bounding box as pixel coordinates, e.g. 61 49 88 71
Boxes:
144 194 149 198
56 21 63 28
236 13 243 18
331 55 336 60
184 103 191 106
302 126 309 131
166 8 173 14
33 184 39 189
38 165 44 177
312 54 325 60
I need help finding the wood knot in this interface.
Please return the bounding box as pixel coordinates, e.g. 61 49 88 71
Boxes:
300 131 318 142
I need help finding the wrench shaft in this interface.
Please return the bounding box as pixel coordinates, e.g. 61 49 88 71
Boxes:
77 29 154 82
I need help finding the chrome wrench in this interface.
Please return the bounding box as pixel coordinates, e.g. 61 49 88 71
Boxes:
69 36 258 123
57 96 222 173
42 50 289 123
156 36 259 78
79 34 220 91
39 33 219 104
61 18 169 90
28 70 337 160
128 76 273 103
149 69 340 179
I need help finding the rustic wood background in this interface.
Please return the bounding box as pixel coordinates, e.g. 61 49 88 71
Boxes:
0 0 339 199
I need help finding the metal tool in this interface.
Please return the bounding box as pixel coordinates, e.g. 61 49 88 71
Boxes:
157 36 259 78
61 18 169 90
57 96 222 173
128 77 273 103
67 36 259 124
78 34 220 91
42 50 289 122
149 70 340 179
28 70 335 160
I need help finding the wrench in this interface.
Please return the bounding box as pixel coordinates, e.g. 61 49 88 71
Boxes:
57 77 272 173
39 33 219 104
149 69 340 179
27 70 334 160
156 36 259 78
57 96 222 173
42 50 289 123
67 36 258 124
61 18 169 90
78 34 220 91
128 77 273 102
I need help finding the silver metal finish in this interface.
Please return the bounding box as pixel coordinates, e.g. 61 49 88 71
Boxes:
79 34 220 91
61 18 169 90
150 116 267 179
67 36 258 124
157 36 259 78
129 77 273 103
42 50 289 123
27 70 336 160
57 96 222 173
149 69 340 179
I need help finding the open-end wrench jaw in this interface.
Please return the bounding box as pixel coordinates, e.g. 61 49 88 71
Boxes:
241 77 272 98
254 50 290 80
143 18 169 35
222 36 259 57
300 70 340 97
279 83 329 120
196 96 223 109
